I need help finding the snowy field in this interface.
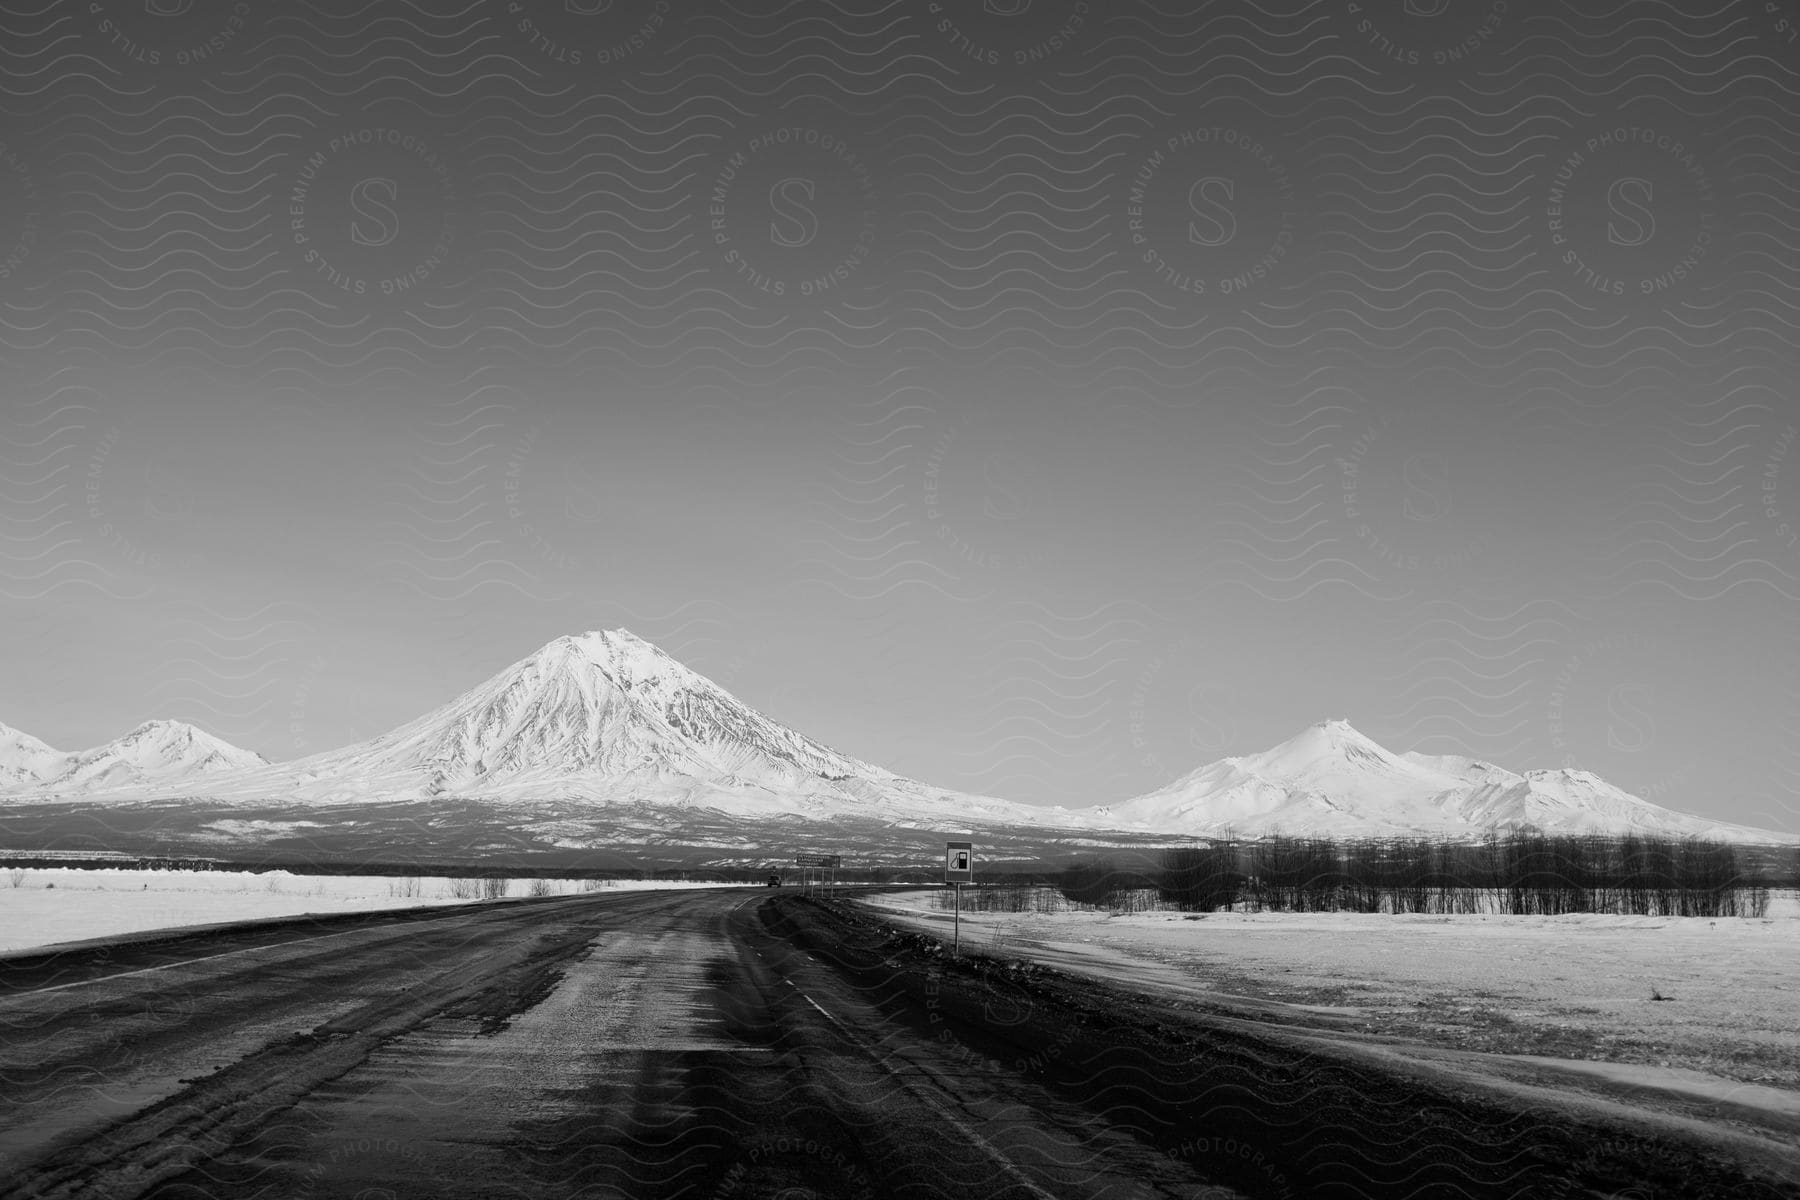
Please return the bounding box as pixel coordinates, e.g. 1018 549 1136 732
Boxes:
0 868 746 955
861 889 1800 1098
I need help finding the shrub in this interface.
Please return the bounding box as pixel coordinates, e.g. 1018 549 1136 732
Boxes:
1245 835 1341 912
1158 832 1772 918
1158 844 1241 912
1055 859 1124 908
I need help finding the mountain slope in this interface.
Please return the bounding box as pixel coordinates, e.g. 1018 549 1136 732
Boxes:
27 720 269 794
1091 720 1788 843
111 629 1038 826
1447 768 1769 840
1 639 1787 846
264 629 893 798
0 722 69 790
1090 720 1466 833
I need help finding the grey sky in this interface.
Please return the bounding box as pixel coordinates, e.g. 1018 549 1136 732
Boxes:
1 0 1796 833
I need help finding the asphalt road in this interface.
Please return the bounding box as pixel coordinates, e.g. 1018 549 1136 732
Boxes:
1 888 1211 1200
1 888 1790 1200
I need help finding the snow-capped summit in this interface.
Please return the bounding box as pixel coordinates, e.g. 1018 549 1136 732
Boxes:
1092 721 1787 843
0 721 69 790
19 719 268 794
301 626 902 791
1235 719 1410 788
546 628 676 685
3 632 1787 846
1097 718 1466 834
117 627 1034 825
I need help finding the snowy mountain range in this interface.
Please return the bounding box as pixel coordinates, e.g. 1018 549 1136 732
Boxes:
1 630 1789 845
1087 719 1786 843
0 719 266 794
0 723 69 791
0 631 1038 828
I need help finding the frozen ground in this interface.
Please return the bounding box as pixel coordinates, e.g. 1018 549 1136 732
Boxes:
861 889 1800 1100
0 868 745 955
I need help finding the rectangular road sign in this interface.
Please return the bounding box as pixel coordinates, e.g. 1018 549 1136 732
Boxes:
944 840 973 884
795 854 842 868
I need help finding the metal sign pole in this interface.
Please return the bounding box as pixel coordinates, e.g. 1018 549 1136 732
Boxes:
942 839 973 957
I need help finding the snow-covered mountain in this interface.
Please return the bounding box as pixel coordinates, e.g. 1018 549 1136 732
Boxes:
1093 719 1788 843
49 629 1039 827
2 637 1787 846
8 720 268 795
0 721 68 790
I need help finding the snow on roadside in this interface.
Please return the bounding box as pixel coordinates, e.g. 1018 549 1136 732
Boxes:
858 889 1800 1096
0 869 746 955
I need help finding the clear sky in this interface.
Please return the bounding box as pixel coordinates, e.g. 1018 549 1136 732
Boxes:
1 0 1797 834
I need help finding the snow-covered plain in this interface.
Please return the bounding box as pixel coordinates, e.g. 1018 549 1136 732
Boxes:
860 889 1800 1102
0 868 745 955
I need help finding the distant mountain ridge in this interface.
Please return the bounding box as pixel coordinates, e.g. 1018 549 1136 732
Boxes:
0 719 266 794
1 636 1790 846
0 722 68 790
1095 719 1785 844
0 630 1037 829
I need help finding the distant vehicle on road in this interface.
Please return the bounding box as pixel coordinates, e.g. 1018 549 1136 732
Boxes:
767 873 780 887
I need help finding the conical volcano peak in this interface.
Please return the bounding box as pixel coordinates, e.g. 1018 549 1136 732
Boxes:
556 628 669 660
1244 718 1396 773
575 626 645 646
530 631 720 711
119 719 217 747
551 627 649 654
261 626 900 794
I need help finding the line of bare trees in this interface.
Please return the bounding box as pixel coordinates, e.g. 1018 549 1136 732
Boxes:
1152 833 1775 918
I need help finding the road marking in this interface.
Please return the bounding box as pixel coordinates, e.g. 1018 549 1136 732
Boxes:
917 1093 1061 1200
0 928 367 999
796 989 1058 1200
801 993 840 1027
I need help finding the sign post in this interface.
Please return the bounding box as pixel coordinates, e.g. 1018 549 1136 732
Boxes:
944 840 973 955
795 854 843 898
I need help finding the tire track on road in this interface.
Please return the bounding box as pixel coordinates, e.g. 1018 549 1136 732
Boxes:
0 888 700 1200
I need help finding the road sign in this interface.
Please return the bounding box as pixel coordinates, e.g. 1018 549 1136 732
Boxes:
944 840 973 884
795 854 842 868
